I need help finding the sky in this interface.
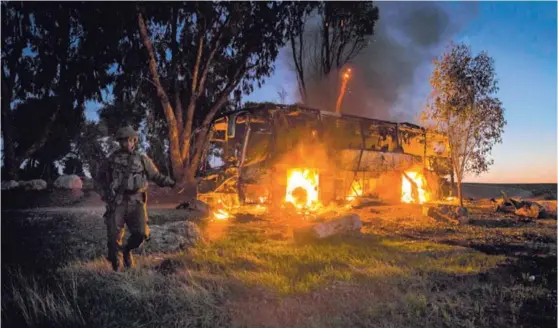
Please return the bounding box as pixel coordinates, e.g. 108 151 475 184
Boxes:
85 1 558 184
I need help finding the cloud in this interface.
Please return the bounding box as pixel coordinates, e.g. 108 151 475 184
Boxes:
288 1 478 123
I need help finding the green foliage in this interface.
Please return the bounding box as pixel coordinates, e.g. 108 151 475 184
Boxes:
422 43 506 205
1 2 118 179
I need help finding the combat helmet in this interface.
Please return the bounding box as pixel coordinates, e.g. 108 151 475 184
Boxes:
115 126 139 140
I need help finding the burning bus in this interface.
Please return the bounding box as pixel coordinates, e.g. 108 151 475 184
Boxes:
196 103 451 210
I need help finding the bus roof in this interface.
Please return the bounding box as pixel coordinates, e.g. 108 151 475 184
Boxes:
214 103 425 130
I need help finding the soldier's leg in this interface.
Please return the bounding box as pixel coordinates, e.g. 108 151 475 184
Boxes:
106 204 127 271
123 194 149 268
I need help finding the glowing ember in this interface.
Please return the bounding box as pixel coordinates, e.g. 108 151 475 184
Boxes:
335 68 352 114
285 168 319 209
401 171 429 204
346 180 363 201
214 209 230 220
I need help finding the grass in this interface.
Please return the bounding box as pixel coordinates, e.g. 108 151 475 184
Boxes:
2 201 556 328
2 263 230 328
186 224 507 294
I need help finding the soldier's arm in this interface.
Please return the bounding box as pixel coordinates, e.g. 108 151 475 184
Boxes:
141 154 175 188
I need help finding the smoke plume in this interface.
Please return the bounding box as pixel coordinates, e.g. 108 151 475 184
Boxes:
291 2 477 123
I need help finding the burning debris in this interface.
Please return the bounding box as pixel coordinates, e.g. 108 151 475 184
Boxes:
423 204 469 225
401 170 430 204
214 209 230 220
492 191 550 219
285 168 320 210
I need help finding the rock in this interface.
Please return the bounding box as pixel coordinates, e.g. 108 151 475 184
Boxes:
1 180 19 190
54 175 83 190
294 214 362 241
147 221 202 253
19 179 47 191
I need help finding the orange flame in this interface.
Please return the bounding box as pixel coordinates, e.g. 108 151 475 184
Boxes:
335 68 352 114
214 209 230 220
401 171 429 204
346 180 363 201
285 168 319 210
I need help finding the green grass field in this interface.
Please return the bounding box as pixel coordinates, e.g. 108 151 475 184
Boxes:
2 196 556 328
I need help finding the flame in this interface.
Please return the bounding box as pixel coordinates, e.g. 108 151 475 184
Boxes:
401 171 429 204
285 168 319 209
214 209 230 220
335 68 352 114
346 180 363 201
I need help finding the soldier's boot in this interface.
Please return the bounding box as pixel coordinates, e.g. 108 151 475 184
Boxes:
108 251 123 272
106 240 124 272
123 248 135 269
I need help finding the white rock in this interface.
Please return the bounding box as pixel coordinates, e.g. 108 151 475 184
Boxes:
146 221 202 253
1 180 19 190
54 175 83 190
294 214 362 240
19 179 47 191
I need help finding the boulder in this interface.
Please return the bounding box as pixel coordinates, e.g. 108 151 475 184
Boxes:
19 179 47 191
294 214 362 241
54 175 83 190
1 180 19 190
146 221 202 253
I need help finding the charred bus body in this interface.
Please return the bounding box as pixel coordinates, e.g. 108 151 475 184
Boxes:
196 103 451 207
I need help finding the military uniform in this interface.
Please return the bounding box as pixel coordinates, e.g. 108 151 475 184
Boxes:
97 126 175 271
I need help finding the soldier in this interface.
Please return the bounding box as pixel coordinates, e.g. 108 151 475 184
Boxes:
97 126 177 271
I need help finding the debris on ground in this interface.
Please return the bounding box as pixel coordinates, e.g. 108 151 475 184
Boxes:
493 191 549 219
422 204 469 225
176 199 211 218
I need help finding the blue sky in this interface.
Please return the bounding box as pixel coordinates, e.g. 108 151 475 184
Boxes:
452 1 557 183
85 1 557 183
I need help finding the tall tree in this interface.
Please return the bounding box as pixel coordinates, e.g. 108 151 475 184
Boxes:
1 2 118 179
421 43 506 207
287 1 379 106
136 2 295 197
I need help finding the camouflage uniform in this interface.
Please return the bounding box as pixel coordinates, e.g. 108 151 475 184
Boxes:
97 126 175 271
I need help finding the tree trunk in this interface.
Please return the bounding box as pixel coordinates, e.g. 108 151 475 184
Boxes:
182 168 198 200
450 170 455 197
137 12 183 180
457 178 463 207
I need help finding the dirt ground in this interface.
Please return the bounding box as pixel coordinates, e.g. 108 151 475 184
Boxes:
1 183 557 328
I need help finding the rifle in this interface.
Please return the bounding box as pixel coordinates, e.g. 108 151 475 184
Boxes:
104 154 135 269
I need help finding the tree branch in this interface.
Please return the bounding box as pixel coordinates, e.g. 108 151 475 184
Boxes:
181 13 232 163
171 6 183 138
187 60 254 172
137 10 183 174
